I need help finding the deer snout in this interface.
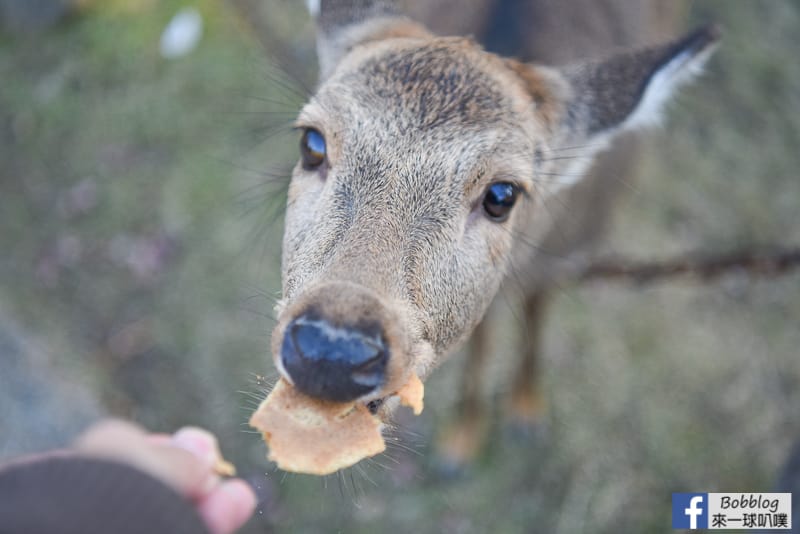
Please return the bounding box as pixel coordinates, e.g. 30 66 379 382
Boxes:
280 313 389 402
273 281 413 404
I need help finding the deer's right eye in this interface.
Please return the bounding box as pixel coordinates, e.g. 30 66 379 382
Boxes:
300 129 326 170
482 182 519 222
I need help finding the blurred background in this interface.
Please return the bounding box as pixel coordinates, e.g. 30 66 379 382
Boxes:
1 1 799 532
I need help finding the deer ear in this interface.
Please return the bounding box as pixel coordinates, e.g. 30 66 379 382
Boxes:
514 24 719 192
307 0 430 81
559 24 720 140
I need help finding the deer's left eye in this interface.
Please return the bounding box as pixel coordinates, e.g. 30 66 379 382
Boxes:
482 182 519 222
300 128 326 170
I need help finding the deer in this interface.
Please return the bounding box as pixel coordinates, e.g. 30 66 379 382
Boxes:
268 0 718 469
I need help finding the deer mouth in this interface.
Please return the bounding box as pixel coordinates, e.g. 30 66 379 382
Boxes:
251 278 428 474
366 397 383 414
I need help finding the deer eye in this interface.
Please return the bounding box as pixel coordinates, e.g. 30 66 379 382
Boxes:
482 182 519 222
300 128 326 170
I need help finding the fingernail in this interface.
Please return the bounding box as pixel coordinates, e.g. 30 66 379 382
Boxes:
197 480 257 534
172 427 217 467
221 479 257 508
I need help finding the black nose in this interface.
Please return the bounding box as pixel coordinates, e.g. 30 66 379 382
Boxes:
280 314 388 402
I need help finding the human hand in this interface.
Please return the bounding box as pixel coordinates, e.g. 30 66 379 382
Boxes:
75 420 256 534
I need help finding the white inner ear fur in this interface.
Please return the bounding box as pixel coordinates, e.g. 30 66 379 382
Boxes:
625 43 718 130
548 42 717 194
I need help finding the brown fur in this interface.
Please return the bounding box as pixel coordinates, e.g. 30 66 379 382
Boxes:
503 58 563 128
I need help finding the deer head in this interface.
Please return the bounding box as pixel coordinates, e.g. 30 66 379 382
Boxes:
272 0 717 409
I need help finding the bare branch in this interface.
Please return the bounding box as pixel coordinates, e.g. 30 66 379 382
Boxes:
577 247 800 285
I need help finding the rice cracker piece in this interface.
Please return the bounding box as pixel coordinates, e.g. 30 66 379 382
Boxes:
249 379 384 475
396 372 424 415
250 374 425 475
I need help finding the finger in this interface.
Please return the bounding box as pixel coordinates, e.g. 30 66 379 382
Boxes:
143 444 220 499
196 479 257 534
146 433 172 446
171 427 220 468
76 419 217 499
74 419 148 449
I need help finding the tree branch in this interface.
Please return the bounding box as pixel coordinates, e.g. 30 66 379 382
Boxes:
577 247 800 285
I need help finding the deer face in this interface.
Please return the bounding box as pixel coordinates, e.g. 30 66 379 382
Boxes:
271 3 718 407
276 38 542 402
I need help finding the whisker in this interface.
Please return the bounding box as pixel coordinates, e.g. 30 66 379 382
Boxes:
535 171 590 180
377 451 401 465
354 463 378 487
260 65 311 103
248 121 298 145
234 93 305 109
240 307 277 321
529 181 573 247
336 470 346 499
544 142 608 154
540 154 595 162
384 436 423 457
222 109 301 117
500 256 530 333
364 456 394 471
349 470 363 501
238 389 269 401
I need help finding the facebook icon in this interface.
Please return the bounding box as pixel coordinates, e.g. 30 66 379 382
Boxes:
672 493 708 529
